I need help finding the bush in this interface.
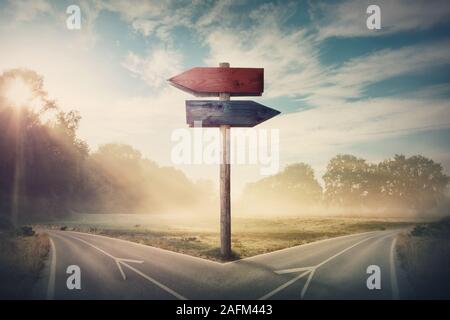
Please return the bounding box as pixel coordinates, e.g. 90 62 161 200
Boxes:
19 226 35 236
410 217 450 238
411 225 428 237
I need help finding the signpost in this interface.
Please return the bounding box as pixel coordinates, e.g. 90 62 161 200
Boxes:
169 63 280 258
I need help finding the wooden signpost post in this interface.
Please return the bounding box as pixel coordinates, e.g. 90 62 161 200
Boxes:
169 63 280 258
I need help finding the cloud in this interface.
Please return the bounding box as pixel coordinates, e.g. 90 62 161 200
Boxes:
131 19 159 36
204 7 450 105
6 0 53 22
122 48 183 88
278 95 450 149
195 0 235 28
203 19 323 99
99 0 167 21
0 0 102 50
311 0 450 39
98 0 196 43
307 40 450 105
332 41 450 87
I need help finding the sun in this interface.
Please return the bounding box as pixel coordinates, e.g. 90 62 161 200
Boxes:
3 77 35 108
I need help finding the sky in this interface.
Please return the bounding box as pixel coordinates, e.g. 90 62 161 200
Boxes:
0 0 449 197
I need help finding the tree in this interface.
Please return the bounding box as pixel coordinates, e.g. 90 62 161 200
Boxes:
323 154 450 213
377 155 449 211
323 154 374 207
0 69 88 222
240 163 322 214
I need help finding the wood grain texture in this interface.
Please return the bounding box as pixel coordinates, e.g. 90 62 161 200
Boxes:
186 100 280 127
220 125 231 257
218 63 232 258
169 67 264 97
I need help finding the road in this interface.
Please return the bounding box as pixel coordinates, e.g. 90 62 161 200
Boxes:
41 229 414 300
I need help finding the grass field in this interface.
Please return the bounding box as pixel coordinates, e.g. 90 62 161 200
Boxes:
0 230 50 299
397 217 450 299
38 214 417 261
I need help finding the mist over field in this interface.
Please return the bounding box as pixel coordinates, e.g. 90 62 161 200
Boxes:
237 158 450 219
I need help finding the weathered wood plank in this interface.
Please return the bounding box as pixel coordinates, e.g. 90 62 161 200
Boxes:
169 67 264 97
186 100 280 127
218 63 232 258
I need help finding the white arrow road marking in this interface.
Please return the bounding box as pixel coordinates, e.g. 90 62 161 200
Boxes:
63 234 143 280
114 258 144 280
301 269 316 299
259 233 384 300
275 266 314 274
65 234 188 300
259 268 313 300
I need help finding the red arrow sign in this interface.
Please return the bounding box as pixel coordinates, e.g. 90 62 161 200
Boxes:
168 67 263 97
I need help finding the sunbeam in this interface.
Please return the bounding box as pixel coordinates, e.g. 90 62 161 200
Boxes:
3 77 34 109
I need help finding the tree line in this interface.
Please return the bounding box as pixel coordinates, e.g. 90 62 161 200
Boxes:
239 154 449 216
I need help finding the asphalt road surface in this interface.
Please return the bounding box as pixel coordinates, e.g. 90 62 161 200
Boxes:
42 229 414 300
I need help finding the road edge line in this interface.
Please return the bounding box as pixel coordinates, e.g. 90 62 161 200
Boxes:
46 237 56 300
390 236 399 300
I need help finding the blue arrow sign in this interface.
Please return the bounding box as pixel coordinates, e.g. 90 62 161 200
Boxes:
186 100 280 127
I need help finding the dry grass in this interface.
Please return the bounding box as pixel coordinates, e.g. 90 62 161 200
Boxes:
397 218 450 299
0 231 50 299
41 215 414 261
